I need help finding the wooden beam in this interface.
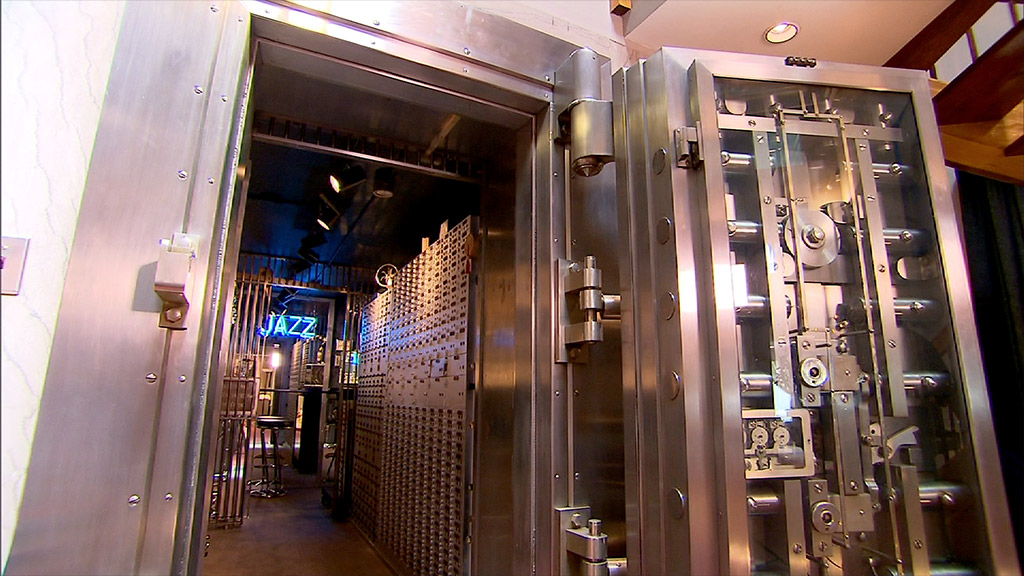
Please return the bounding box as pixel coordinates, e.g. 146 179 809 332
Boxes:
885 0 995 69
1006 135 1024 156
934 22 1024 124
940 130 1024 184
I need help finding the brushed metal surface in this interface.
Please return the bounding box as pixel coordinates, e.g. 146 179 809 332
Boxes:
510 119 537 575
6 2 247 574
566 122 626 558
469 121 520 574
249 4 555 115
142 3 252 573
263 0 587 87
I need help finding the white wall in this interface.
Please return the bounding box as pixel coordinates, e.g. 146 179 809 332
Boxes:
0 0 124 568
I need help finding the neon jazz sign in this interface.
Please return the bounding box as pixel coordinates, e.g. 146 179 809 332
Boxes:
259 314 317 339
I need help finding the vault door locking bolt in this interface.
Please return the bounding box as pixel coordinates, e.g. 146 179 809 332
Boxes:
154 233 199 330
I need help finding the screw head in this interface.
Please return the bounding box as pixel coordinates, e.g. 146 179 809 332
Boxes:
210 4 218 12
179 375 187 383
165 493 174 501
177 170 188 180
763 195 772 205
128 494 141 507
207 177 215 184
145 373 158 384
878 265 886 273
463 47 471 55
913 539 923 549
194 85 204 95
792 543 802 554
165 308 184 322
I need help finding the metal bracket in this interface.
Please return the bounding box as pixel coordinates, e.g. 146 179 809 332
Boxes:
557 506 609 576
154 233 198 330
674 122 703 169
1 237 29 296
557 256 605 363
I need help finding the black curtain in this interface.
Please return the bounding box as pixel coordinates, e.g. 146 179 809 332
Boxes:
956 169 1024 556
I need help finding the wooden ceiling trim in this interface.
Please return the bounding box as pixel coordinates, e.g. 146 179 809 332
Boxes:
933 21 1024 124
885 0 995 69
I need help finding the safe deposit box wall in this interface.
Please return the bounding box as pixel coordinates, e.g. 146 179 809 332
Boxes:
614 48 1019 576
355 218 479 573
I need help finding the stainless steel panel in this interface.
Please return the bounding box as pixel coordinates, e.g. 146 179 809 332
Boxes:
259 0 589 87
680 57 751 575
6 2 248 574
143 4 252 572
510 118 537 576
470 117 521 574
249 3 558 114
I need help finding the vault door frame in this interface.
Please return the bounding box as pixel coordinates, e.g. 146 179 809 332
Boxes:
189 4 584 576
3 1 583 575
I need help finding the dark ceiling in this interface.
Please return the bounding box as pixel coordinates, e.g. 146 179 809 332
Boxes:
237 48 520 275
240 141 480 272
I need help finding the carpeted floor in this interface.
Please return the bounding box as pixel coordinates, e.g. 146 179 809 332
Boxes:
202 467 394 576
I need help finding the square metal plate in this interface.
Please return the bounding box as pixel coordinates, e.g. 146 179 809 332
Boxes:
1 237 29 296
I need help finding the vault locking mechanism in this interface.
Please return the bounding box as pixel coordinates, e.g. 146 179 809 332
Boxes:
557 256 620 363
154 232 198 330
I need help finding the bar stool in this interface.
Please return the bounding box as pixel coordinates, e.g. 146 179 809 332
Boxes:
250 415 292 498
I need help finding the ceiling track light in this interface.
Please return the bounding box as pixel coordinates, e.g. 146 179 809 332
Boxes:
372 167 395 199
297 245 319 264
329 164 367 194
316 194 341 230
301 229 327 249
765 21 799 44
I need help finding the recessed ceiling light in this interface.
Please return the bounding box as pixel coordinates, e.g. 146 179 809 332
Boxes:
329 174 341 193
765 21 799 44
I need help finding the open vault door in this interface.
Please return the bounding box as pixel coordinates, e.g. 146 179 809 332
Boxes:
613 48 1020 576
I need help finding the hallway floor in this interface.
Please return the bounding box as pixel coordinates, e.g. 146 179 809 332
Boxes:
202 467 394 576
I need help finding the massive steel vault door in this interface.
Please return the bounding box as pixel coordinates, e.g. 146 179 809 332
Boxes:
615 49 1019 576
355 218 478 574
